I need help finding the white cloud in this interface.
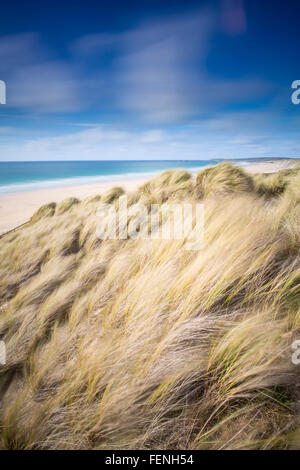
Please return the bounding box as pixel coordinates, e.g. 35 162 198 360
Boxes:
137 130 165 143
1 110 299 161
0 33 44 72
0 33 84 113
9 61 82 112
71 9 271 123
0 9 273 119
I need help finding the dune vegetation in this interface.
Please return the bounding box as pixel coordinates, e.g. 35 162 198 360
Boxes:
0 162 300 450
196 162 254 197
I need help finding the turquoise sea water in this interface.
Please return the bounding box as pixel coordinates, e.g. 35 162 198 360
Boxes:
0 160 225 194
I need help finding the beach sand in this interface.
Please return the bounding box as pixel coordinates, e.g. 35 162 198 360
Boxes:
0 160 293 235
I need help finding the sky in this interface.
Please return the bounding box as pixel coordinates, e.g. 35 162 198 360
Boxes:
0 0 300 161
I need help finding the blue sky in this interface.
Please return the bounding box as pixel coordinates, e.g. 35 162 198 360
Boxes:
0 0 300 161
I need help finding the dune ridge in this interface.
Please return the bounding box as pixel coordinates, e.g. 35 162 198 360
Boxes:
0 162 300 449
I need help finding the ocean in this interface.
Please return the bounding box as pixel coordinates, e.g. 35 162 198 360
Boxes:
0 160 224 194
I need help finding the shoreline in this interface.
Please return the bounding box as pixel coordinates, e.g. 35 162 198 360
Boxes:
0 160 293 235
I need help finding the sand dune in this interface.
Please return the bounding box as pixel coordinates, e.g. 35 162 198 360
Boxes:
0 162 299 449
0 161 293 235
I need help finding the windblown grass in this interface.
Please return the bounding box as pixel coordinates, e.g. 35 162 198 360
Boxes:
253 173 288 198
137 169 193 204
196 162 254 198
56 197 80 215
0 165 299 449
30 202 56 224
253 165 300 199
101 186 125 204
83 194 101 205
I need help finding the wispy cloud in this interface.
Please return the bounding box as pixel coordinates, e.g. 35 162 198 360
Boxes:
0 7 271 119
73 8 269 122
0 33 83 112
1 109 299 161
10 61 83 112
0 3 296 161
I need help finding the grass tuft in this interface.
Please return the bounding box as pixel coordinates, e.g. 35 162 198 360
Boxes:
101 187 125 204
30 203 56 224
137 169 193 203
56 197 80 215
196 163 254 198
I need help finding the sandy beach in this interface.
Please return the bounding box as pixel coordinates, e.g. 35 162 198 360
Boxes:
0 160 293 235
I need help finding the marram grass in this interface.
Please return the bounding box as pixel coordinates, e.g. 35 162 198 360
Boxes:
0 164 300 449
30 202 56 224
195 162 254 197
55 197 80 216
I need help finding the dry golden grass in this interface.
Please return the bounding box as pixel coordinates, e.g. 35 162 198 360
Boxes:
30 202 56 224
196 162 254 197
253 172 288 198
137 169 193 204
56 197 80 216
101 186 125 204
0 165 300 450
